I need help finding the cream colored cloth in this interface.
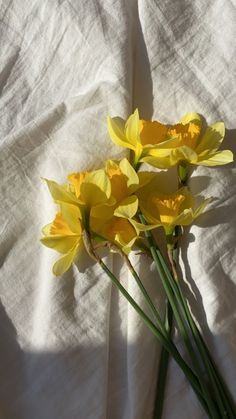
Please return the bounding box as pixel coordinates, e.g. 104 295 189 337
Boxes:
0 1 236 418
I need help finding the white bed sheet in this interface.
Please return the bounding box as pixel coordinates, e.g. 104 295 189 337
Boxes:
0 1 236 418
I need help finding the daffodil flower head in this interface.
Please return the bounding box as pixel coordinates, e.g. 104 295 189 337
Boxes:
41 204 83 276
142 113 233 168
90 158 140 253
43 168 113 229
107 110 233 169
89 158 155 254
91 215 138 255
139 186 212 235
107 109 170 168
105 157 139 202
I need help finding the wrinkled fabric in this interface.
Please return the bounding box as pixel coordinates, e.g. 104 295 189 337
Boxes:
0 1 236 418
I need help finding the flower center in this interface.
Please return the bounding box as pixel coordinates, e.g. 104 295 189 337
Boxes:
152 193 186 224
139 120 168 146
168 122 200 149
68 172 88 198
106 165 129 202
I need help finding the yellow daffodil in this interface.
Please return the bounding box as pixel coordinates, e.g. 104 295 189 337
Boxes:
107 109 169 167
43 169 112 228
107 110 233 169
90 159 158 253
138 186 211 235
90 158 141 253
41 204 83 276
90 214 138 254
41 170 113 275
49 170 110 208
43 159 146 258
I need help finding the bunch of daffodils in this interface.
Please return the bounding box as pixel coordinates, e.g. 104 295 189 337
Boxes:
41 110 234 419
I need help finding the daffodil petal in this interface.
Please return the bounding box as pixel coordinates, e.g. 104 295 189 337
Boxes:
193 198 213 218
139 201 161 225
196 122 225 154
53 245 79 276
40 235 79 254
129 219 161 232
107 116 136 151
114 195 138 219
170 146 198 165
90 203 114 220
43 179 79 205
143 144 198 167
125 109 140 147
197 150 233 166
138 172 157 189
119 158 139 188
60 203 82 234
80 169 111 206
122 237 137 255
173 209 195 226
114 221 137 252
178 187 195 212
141 155 172 169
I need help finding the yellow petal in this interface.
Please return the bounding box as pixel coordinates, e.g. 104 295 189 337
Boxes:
41 235 79 254
80 169 111 207
119 158 139 188
105 159 129 202
112 218 137 250
173 209 195 226
129 219 161 232
90 203 115 220
52 245 79 276
114 195 138 219
43 179 79 205
193 198 212 218
197 150 233 166
139 200 161 225
107 116 136 151
121 237 137 255
124 109 140 147
60 203 82 234
196 122 225 155
141 154 172 169
138 172 157 189
178 187 194 212
170 146 198 165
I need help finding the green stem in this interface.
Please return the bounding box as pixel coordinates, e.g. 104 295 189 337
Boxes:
153 299 173 419
178 161 188 186
175 282 236 419
125 256 173 419
125 256 167 337
155 227 236 418
173 162 235 417
97 257 209 411
139 215 221 419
